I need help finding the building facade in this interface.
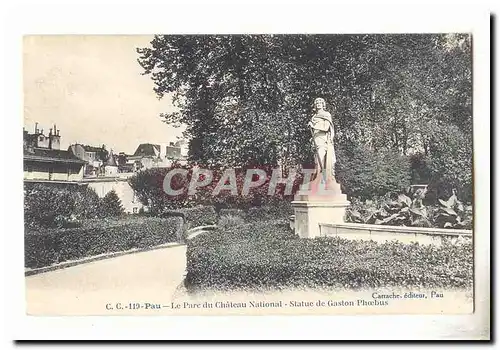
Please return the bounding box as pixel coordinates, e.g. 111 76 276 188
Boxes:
23 124 85 183
68 144 106 176
126 140 189 171
82 175 143 214
24 124 190 214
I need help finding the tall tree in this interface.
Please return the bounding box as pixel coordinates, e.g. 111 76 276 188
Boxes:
137 34 472 199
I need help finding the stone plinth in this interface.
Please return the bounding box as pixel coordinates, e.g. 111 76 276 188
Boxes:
291 174 350 238
294 174 347 202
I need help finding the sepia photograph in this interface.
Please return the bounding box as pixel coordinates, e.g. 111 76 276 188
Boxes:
23 33 476 315
8 4 490 340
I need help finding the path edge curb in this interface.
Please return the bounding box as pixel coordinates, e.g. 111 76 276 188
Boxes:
185 225 217 240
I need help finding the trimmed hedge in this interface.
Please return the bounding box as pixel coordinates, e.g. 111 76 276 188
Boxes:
218 202 293 222
246 202 293 221
185 220 473 292
163 205 217 228
181 206 217 227
25 216 183 269
219 208 246 218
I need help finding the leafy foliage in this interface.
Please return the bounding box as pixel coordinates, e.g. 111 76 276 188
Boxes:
128 164 302 214
185 219 472 292
336 144 411 199
347 190 432 227
219 208 246 219
346 189 473 229
101 190 124 217
163 205 218 228
218 214 246 231
246 201 293 221
24 183 125 229
426 124 473 202
128 166 178 214
138 34 472 200
73 186 102 220
434 190 473 229
24 184 77 229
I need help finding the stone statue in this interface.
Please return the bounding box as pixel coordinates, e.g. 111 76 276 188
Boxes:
291 97 349 239
308 97 336 179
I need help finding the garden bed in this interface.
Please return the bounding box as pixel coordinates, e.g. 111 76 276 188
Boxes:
25 216 183 269
185 219 473 292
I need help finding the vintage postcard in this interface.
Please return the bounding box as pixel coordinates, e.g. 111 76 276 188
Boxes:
19 29 489 339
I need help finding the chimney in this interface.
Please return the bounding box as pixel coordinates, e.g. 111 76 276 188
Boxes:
48 128 52 149
54 124 57 135
56 129 60 136
34 122 38 134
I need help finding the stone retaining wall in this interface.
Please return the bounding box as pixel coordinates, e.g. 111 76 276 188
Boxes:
318 222 472 246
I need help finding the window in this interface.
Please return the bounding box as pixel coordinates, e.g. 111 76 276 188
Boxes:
133 208 138 214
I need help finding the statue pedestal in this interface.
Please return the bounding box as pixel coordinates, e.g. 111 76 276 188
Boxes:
291 174 350 239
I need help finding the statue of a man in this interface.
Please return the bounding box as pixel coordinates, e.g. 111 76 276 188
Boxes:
308 97 336 179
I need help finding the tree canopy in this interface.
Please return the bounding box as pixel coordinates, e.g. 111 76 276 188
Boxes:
137 34 472 201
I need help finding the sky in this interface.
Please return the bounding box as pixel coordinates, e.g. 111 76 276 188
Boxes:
23 35 185 155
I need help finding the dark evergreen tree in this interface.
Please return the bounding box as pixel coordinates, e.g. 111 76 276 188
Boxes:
101 190 124 217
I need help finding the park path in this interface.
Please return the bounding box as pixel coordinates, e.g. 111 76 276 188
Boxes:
25 245 187 315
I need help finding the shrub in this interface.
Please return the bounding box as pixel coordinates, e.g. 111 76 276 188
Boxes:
53 215 83 229
218 214 246 231
345 190 473 229
433 190 473 229
336 144 411 200
426 125 473 203
128 166 190 214
128 164 304 213
25 216 183 269
181 206 218 227
73 187 102 220
24 183 125 229
24 184 77 229
409 152 432 185
162 205 217 228
101 190 124 217
217 202 293 222
185 220 473 292
219 208 246 219
247 201 293 222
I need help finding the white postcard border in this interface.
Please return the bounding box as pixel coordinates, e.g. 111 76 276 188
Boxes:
2 0 492 341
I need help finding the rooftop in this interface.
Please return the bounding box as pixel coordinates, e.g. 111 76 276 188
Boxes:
133 143 161 157
83 145 104 153
24 148 85 164
105 150 118 167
